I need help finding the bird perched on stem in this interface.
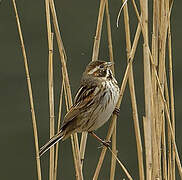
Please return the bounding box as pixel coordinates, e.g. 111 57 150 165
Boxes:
39 60 120 156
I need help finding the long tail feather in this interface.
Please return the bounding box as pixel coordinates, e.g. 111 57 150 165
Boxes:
39 132 64 157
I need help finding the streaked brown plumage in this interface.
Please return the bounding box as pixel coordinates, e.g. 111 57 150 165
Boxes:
39 60 120 156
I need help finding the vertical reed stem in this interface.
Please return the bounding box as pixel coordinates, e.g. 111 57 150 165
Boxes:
54 79 64 180
122 2 145 180
12 1 42 180
168 7 176 179
92 0 106 61
45 1 55 179
48 33 55 180
139 0 152 179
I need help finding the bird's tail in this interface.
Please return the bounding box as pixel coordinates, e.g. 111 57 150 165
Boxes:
39 131 64 157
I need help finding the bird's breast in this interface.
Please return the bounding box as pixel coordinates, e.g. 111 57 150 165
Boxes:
87 80 119 131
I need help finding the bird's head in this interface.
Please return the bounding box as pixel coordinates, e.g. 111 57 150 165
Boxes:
84 60 113 80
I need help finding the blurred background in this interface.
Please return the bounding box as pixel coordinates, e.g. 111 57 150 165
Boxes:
0 0 181 179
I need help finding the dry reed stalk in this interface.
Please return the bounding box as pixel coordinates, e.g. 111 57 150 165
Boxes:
158 2 168 179
45 1 55 179
109 122 117 180
166 1 174 179
48 33 55 180
92 0 106 61
139 1 153 180
105 1 118 179
161 115 167 180
48 0 83 179
48 0 71 105
12 1 42 180
151 0 160 179
108 148 133 180
79 129 87 171
122 2 145 180
164 71 171 179
79 131 88 168
167 3 176 178
157 2 168 178
54 79 64 180
93 22 141 179
142 44 152 180
168 29 175 180
105 0 114 73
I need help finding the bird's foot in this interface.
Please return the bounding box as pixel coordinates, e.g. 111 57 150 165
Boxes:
89 131 111 148
98 139 111 149
113 107 120 116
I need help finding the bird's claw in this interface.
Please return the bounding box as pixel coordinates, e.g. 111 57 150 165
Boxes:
98 140 111 149
113 107 120 116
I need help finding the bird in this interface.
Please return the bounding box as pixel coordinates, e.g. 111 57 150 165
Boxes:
39 60 120 157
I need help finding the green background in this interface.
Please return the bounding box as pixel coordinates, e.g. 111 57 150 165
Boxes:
0 0 181 179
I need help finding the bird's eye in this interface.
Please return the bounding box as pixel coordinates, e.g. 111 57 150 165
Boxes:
99 64 104 69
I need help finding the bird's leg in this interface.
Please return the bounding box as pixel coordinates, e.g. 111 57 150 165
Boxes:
89 131 110 148
113 107 120 116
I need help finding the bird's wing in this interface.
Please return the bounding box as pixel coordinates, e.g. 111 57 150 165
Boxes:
61 83 100 130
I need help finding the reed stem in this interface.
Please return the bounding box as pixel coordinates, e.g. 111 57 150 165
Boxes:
12 1 42 180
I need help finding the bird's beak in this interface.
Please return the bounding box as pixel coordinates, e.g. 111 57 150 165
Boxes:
105 62 114 67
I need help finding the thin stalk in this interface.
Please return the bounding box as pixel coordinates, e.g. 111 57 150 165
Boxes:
45 1 55 179
151 0 160 179
48 33 55 180
92 0 106 61
12 1 42 180
54 79 64 180
105 0 114 73
159 0 168 150
48 0 83 179
168 10 176 180
161 4 170 180
110 122 117 180
79 131 87 171
158 2 169 179
161 109 167 180
164 71 171 180
139 0 152 180
79 132 88 168
105 1 117 179
108 147 133 180
143 44 152 180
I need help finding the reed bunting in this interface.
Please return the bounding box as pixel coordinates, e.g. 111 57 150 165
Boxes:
39 60 120 156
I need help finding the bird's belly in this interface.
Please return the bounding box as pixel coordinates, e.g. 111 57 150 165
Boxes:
94 102 115 129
